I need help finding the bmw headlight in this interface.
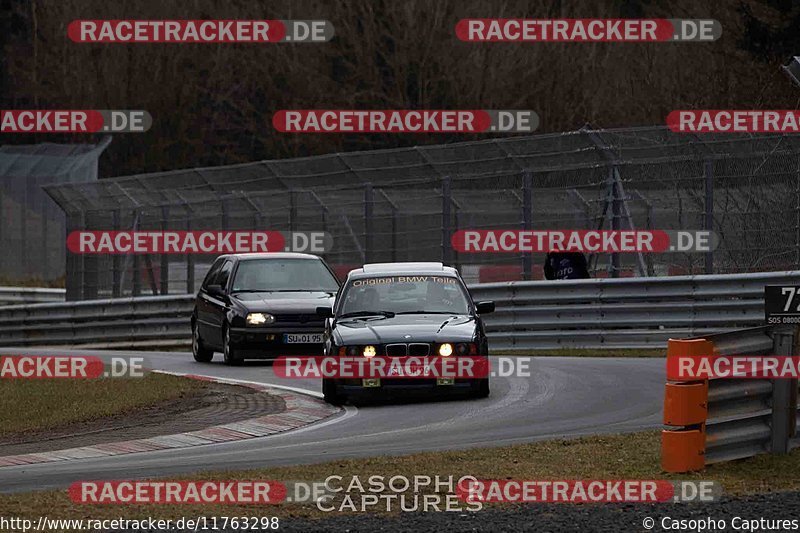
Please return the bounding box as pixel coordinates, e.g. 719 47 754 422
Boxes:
247 312 275 325
456 343 476 355
438 343 453 356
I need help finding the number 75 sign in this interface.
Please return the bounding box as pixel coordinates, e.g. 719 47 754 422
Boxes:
765 286 800 325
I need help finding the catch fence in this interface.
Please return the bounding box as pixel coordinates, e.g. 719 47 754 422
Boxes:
36 127 800 300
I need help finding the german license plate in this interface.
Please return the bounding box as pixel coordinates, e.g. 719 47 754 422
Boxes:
283 333 323 344
388 363 430 377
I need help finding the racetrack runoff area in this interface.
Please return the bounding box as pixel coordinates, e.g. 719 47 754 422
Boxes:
3 431 800 529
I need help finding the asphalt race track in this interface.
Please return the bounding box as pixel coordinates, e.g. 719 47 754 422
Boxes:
0 349 664 493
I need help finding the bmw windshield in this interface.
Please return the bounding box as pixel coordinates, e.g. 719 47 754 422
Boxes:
338 275 470 316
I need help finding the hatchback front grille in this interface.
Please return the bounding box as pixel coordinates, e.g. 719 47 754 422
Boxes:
274 314 315 323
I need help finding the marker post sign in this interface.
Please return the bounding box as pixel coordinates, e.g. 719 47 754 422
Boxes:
766 286 800 325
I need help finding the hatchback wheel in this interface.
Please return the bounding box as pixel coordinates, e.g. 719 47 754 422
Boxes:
192 322 214 363
223 326 243 366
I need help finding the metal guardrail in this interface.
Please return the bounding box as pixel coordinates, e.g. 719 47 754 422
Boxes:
0 287 65 306
662 326 800 472
704 328 795 465
469 271 800 350
1 271 800 349
0 295 192 348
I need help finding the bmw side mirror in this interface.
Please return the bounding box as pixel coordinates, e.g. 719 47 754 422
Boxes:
476 301 495 314
316 306 334 318
207 284 225 298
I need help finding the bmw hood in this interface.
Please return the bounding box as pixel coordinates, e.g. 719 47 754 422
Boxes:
334 314 477 345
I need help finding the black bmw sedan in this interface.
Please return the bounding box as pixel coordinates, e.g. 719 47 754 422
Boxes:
316 262 494 405
191 253 339 365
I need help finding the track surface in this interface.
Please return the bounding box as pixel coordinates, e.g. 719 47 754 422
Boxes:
0 349 664 493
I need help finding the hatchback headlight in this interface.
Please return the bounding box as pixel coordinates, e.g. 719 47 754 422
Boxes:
247 312 275 325
339 346 361 356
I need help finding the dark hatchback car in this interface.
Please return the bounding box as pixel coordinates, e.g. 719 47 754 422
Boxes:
192 253 340 365
316 262 494 405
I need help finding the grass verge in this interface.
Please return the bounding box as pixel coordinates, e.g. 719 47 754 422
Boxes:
0 373 206 436
2 431 799 524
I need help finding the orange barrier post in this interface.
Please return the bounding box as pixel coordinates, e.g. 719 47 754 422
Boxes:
661 338 712 472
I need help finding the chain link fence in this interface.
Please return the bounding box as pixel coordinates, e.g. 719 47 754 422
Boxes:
39 126 800 300
0 137 110 285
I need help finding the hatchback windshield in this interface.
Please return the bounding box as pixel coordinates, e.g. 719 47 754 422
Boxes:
339 275 470 315
232 259 339 292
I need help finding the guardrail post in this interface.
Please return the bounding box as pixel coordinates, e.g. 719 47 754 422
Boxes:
704 159 714 274
83 211 98 300
112 209 121 298
41 193 49 282
20 177 28 280
390 204 397 263
521 172 532 280
65 213 82 301
186 217 195 294
132 211 141 297
288 190 296 234
221 197 229 230
442 176 452 265
364 184 374 263
771 330 795 454
453 199 461 272
610 166 622 278
160 206 169 295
